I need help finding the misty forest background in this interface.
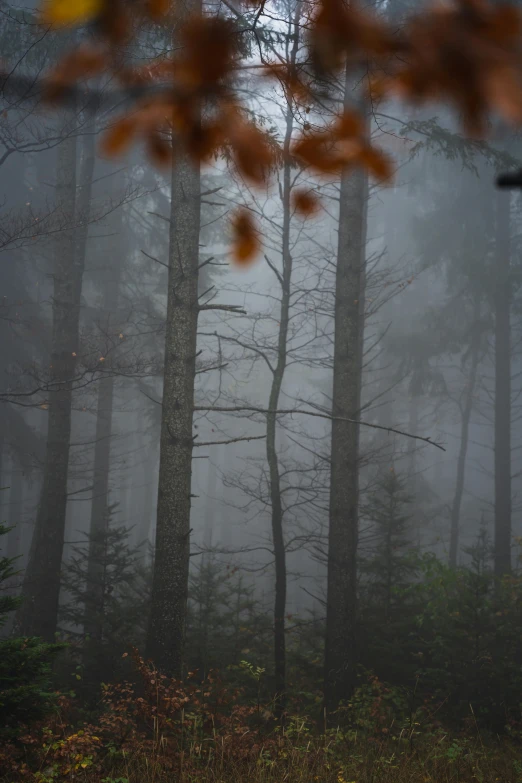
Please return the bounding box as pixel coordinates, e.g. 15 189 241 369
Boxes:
3 0 522 776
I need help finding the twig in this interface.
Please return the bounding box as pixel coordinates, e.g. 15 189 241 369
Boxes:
193 404 446 451
194 434 266 447
199 304 247 314
141 249 168 269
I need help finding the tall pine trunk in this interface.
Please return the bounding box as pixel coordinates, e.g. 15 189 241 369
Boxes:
7 460 22 564
146 128 201 674
494 189 512 578
449 326 480 568
84 194 124 672
324 73 368 713
18 127 79 641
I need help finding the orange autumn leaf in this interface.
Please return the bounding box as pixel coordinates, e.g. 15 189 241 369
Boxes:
337 109 365 138
177 15 236 90
100 117 138 157
147 0 169 19
185 122 224 163
293 131 339 174
226 115 276 185
41 0 103 26
98 1 131 44
292 189 321 216
484 65 522 125
44 46 107 101
358 146 393 181
231 209 260 265
311 0 395 71
146 132 173 168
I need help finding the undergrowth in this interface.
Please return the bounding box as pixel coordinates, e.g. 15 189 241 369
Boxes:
1 650 521 783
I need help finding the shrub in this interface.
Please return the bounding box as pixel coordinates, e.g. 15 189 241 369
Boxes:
0 523 64 740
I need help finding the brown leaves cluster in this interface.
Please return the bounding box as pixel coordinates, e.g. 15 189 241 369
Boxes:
38 0 522 263
311 0 522 136
294 109 392 181
310 0 395 73
390 0 522 135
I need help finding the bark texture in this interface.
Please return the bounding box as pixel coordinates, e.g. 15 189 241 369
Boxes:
18 128 79 641
324 75 368 714
494 189 512 578
146 146 201 676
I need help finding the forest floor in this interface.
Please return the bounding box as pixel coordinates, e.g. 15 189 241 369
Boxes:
3 654 522 782
3 725 522 783
82 737 521 783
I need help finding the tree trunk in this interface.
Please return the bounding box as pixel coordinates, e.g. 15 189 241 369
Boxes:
0 439 6 529
4 461 23 632
83 198 122 670
266 150 290 717
146 140 201 674
85 365 115 642
448 329 480 568
407 395 419 482
265 17 300 714
494 189 512 578
18 126 79 641
324 72 368 714
203 447 216 552
7 461 22 564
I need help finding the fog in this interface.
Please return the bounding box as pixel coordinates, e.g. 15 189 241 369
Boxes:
1 0 521 737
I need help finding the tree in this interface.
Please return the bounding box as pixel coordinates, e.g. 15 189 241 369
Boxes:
146 0 202 677
84 177 126 666
324 76 368 713
358 468 419 684
18 122 80 641
258 0 303 714
61 519 149 691
360 468 417 617
494 188 512 577
0 523 63 740
449 305 482 567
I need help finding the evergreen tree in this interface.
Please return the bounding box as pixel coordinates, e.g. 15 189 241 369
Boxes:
361 469 418 616
186 555 272 680
359 469 420 684
60 518 150 692
0 524 63 740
